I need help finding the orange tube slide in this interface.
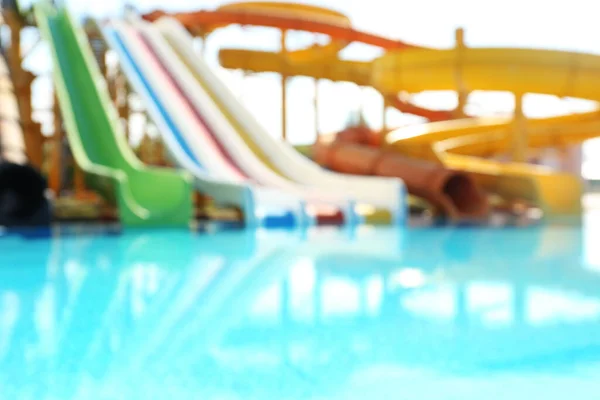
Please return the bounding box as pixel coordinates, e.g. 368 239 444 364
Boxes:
143 5 420 50
314 128 489 219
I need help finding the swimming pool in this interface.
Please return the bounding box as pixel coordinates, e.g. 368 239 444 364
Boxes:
1 214 600 399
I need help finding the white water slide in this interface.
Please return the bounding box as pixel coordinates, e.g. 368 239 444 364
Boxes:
154 17 407 225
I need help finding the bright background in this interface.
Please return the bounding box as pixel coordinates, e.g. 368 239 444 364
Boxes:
7 0 600 177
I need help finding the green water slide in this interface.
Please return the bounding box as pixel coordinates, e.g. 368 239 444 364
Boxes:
35 3 193 227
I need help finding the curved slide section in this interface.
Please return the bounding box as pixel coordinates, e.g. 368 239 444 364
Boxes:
374 48 600 99
35 3 193 228
386 115 593 215
129 19 358 225
386 110 600 158
104 23 308 227
313 129 489 219
206 2 353 63
143 2 421 52
156 18 407 224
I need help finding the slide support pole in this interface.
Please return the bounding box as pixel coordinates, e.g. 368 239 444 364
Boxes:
281 29 288 141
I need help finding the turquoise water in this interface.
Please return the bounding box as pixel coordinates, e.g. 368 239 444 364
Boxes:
1 214 600 399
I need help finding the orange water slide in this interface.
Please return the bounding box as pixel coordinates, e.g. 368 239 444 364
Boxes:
143 3 421 50
313 127 489 219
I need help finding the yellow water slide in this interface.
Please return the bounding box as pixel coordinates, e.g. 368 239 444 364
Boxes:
376 48 600 214
214 7 600 215
385 111 600 214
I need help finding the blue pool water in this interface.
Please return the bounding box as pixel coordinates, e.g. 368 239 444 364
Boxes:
2 213 600 399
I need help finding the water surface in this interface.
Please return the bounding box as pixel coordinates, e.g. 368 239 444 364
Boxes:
0 215 599 399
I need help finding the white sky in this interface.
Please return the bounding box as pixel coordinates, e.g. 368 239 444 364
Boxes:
11 0 600 177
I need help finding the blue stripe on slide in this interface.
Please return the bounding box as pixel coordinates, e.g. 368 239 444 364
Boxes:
106 29 203 169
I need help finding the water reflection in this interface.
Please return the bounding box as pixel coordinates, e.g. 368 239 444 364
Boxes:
0 221 599 398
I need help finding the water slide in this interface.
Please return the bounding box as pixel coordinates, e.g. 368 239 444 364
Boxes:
151 17 407 224
104 22 348 227
34 3 193 227
313 127 489 219
107 20 361 226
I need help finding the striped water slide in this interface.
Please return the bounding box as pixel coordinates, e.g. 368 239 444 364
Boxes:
107 20 357 226
103 22 308 228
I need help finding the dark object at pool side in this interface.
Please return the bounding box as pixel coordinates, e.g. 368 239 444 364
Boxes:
0 162 50 227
